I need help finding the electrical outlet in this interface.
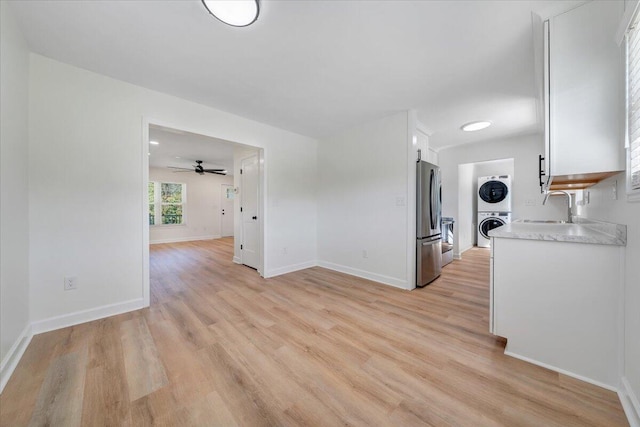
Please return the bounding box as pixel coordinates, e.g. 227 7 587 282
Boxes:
396 196 406 207
362 250 368 259
525 199 535 206
64 276 78 291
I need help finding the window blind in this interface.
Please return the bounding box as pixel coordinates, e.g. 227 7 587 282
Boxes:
628 13 640 190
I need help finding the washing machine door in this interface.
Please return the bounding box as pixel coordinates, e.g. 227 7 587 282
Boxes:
479 217 506 239
479 181 508 205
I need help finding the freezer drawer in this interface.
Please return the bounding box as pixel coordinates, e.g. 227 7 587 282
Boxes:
417 237 442 287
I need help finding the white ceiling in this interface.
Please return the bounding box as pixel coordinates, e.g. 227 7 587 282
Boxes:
149 125 239 174
9 0 584 150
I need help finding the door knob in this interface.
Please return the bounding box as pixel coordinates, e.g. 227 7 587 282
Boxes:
252 216 257 220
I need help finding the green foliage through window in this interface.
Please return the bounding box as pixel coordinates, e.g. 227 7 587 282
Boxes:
161 183 183 203
149 181 185 225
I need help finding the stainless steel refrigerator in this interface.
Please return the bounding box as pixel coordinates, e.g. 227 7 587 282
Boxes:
417 160 442 287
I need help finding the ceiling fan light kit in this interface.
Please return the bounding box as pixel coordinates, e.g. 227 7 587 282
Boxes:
201 0 259 27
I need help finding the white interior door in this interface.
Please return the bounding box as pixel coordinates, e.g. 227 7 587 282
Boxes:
240 154 259 269
220 184 234 237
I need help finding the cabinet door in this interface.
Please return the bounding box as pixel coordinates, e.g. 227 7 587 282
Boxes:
549 1 624 176
543 20 551 184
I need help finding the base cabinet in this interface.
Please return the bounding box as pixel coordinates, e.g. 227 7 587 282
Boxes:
491 237 622 389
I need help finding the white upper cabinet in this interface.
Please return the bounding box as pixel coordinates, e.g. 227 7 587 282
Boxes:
415 122 438 165
543 0 625 189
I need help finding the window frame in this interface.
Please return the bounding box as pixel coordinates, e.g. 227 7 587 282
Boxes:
624 1 640 202
148 181 187 226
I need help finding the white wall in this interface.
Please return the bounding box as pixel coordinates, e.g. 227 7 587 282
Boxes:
457 164 475 254
439 133 567 255
0 1 31 380
149 167 233 244
317 112 411 289
28 54 317 323
581 173 640 422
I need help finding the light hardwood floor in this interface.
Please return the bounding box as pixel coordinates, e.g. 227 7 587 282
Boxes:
0 238 628 426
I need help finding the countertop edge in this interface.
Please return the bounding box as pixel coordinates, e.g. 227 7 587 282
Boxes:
489 217 627 246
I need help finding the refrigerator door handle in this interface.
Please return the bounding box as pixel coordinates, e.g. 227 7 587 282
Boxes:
437 170 442 229
429 169 436 230
422 239 440 246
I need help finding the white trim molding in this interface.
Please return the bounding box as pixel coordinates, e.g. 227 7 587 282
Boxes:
317 260 410 290
454 243 475 260
504 349 617 392
31 298 145 335
617 0 640 45
264 261 317 278
0 323 33 393
619 377 640 427
150 235 221 245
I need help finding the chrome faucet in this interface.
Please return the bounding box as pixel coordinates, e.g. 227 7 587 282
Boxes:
543 190 573 223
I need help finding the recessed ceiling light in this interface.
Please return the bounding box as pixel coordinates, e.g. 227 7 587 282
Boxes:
149 140 159 145
175 156 181 159
201 0 259 27
461 121 492 132
148 152 151 156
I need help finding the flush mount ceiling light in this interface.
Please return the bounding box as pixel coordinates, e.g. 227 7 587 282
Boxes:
461 121 492 132
149 140 159 145
201 0 259 27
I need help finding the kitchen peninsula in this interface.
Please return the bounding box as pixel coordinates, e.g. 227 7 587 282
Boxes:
489 218 626 389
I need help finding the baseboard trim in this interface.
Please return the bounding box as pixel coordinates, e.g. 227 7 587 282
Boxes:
150 235 220 245
232 256 241 264
31 298 146 335
504 349 617 392
265 261 316 278
0 323 33 393
460 244 474 253
619 377 640 427
454 245 474 259
317 260 410 290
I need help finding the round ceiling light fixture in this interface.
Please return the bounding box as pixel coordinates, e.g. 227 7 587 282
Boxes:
201 0 259 27
461 121 492 132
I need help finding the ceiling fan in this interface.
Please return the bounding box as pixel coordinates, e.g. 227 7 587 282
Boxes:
168 160 227 175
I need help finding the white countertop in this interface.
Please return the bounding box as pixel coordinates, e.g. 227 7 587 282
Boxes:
489 217 626 246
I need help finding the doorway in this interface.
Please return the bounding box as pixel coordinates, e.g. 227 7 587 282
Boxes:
142 119 265 307
456 158 514 256
220 184 234 237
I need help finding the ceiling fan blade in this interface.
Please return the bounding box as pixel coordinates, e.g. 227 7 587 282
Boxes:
202 169 226 172
167 166 193 171
171 170 194 173
207 171 227 175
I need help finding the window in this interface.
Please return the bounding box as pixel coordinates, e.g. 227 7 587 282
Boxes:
626 7 640 200
148 181 186 225
225 186 235 200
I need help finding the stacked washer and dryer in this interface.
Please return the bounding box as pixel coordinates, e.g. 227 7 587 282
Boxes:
477 175 512 248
